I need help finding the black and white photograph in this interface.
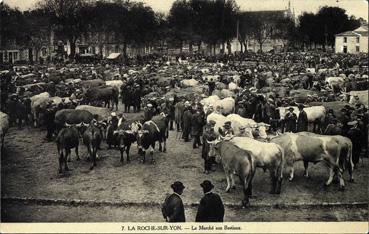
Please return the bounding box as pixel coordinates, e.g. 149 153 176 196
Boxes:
0 0 368 230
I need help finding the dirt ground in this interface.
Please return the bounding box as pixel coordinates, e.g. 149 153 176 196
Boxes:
1 111 368 222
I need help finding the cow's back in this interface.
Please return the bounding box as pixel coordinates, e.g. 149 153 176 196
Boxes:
57 127 79 148
55 109 93 125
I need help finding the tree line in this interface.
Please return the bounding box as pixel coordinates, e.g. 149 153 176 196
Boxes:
0 0 365 59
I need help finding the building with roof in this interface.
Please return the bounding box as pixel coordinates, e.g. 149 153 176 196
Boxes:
335 24 368 54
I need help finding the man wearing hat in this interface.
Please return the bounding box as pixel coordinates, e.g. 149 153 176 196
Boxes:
236 126 249 137
161 181 186 222
191 106 204 148
324 118 342 136
202 123 217 174
297 104 308 132
195 180 224 222
144 103 155 121
284 107 297 133
346 120 362 168
182 104 192 142
107 112 119 149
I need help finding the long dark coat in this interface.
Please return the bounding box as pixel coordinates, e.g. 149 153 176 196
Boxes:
191 111 203 136
284 112 297 133
297 110 308 132
162 193 185 222
182 108 192 135
195 192 224 222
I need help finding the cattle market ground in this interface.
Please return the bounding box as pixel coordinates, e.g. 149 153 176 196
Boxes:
1 112 368 222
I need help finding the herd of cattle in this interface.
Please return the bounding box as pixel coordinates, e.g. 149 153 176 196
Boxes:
0 51 367 207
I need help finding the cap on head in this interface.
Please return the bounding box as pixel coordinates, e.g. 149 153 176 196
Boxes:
200 180 214 192
147 103 153 107
288 107 294 111
111 112 117 117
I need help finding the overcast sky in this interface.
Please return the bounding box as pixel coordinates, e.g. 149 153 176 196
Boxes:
5 0 368 20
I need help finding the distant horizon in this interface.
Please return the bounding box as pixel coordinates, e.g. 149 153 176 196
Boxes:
4 0 368 21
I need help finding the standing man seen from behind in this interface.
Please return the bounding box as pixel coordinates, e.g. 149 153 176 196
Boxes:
196 180 225 222
208 78 216 96
162 181 186 222
284 107 297 133
297 104 308 132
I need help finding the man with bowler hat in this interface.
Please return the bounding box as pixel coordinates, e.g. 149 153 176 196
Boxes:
162 181 186 222
284 107 297 133
297 104 308 132
195 180 224 222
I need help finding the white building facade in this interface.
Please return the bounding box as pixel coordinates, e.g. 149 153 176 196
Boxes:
335 25 368 54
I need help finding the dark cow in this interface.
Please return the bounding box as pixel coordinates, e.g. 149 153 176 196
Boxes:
54 109 93 133
82 124 102 170
84 86 119 110
56 126 80 173
80 79 105 89
136 114 168 164
207 138 254 207
116 117 144 164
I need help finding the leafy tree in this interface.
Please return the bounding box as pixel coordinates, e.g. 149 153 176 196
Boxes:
0 4 29 48
168 0 194 51
23 8 52 62
37 0 88 58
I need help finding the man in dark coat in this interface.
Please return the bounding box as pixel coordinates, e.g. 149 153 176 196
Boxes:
297 104 308 132
143 103 155 121
208 78 216 95
191 106 203 149
195 180 224 222
162 181 186 222
284 107 297 133
182 103 192 142
253 95 265 123
346 120 362 168
202 122 217 174
324 118 342 135
44 104 57 142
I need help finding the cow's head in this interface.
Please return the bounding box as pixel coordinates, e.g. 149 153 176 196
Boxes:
256 123 270 139
207 136 223 162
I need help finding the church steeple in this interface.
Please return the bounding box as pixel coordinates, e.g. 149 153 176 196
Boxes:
288 0 291 10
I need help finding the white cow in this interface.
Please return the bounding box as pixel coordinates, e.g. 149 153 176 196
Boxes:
181 78 199 87
228 82 239 91
201 95 220 108
30 92 51 127
349 90 368 107
207 113 226 135
225 114 255 138
325 77 345 89
217 97 235 115
106 80 123 89
0 112 9 150
225 114 269 139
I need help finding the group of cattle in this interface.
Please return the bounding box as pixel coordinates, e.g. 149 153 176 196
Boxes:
206 131 354 207
54 108 169 173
